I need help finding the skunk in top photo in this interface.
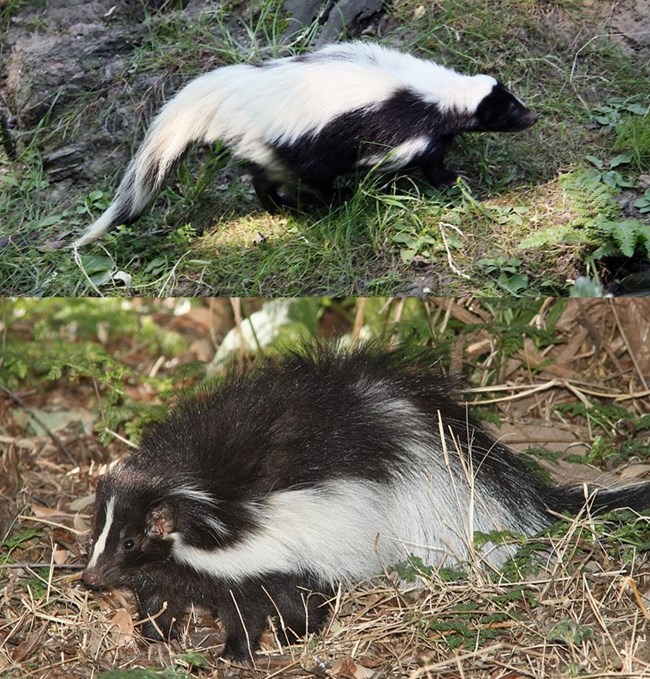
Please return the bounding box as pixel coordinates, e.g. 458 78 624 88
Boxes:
82 342 648 661
73 41 538 247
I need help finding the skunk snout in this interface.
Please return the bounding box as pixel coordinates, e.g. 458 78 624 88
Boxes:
520 110 538 128
82 568 103 590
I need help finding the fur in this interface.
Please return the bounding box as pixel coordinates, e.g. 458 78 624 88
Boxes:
72 41 538 247
83 343 646 661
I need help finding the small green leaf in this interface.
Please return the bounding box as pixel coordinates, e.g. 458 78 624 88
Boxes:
37 214 64 228
585 155 604 169
80 255 114 276
609 153 633 168
624 103 648 115
400 248 417 262
632 190 650 213
548 619 592 645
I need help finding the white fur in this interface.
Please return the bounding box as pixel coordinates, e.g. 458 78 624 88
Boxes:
168 399 547 585
87 496 115 569
171 481 392 585
73 41 497 247
359 136 433 171
169 473 520 587
73 202 127 248
170 485 220 508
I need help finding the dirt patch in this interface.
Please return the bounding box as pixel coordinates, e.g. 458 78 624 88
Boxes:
608 0 650 61
2 1 179 184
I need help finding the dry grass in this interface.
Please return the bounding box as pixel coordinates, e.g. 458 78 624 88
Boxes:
1 298 650 678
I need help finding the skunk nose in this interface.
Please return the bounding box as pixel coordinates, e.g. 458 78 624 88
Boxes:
523 111 538 127
82 569 103 589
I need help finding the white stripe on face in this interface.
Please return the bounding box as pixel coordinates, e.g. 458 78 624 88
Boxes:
87 496 115 569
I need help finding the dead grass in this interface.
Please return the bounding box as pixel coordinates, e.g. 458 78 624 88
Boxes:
1 298 650 678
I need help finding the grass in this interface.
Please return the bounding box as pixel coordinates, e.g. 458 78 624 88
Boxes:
0 0 649 295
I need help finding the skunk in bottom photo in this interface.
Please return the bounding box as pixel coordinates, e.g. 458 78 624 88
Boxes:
82 343 650 661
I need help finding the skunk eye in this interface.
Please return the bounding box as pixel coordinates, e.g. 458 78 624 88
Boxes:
123 539 135 551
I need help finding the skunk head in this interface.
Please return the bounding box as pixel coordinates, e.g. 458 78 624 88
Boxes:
82 470 176 591
475 82 538 132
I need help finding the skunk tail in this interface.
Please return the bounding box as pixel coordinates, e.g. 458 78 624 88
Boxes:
73 71 226 248
549 481 650 519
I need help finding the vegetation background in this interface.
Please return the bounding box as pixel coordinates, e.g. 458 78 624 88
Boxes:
0 0 649 296
1 297 650 677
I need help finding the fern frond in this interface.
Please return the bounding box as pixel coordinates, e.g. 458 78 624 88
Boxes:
591 218 650 258
560 170 618 220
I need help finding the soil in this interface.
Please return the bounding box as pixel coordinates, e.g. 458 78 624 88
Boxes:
607 0 650 58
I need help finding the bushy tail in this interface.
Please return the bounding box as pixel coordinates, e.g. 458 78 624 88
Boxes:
548 481 650 519
73 72 222 248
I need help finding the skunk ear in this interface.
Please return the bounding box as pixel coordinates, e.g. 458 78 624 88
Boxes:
146 502 176 539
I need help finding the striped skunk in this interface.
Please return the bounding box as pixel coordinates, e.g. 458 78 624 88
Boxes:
82 343 647 661
72 41 538 247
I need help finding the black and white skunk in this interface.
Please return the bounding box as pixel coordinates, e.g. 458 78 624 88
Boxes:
82 343 650 661
72 41 538 247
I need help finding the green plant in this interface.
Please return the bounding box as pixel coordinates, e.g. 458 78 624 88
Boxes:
478 256 530 295
547 619 593 646
588 217 650 259
1 529 41 565
557 400 630 438
590 97 647 132
584 154 636 189
615 114 650 171
633 189 650 214
0 299 195 440
520 169 650 263
556 401 650 466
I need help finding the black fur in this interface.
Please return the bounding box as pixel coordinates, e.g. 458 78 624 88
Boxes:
119 566 330 660
83 343 649 661
475 82 538 132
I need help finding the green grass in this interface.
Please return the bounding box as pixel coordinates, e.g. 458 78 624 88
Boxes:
0 0 648 295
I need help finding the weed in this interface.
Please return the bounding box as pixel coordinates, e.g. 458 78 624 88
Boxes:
0 299 197 441
547 618 593 645
590 97 647 132
1 529 41 564
584 154 636 190
633 189 650 214
615 114 650 172
556 399 649 446
520 168 650 279
478 256 531 296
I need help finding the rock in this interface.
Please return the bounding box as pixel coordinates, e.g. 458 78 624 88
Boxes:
283 0 387 44
42 144 85 181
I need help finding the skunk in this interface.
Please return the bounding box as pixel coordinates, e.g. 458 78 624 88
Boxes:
72 41 538 247
82 342 649 661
